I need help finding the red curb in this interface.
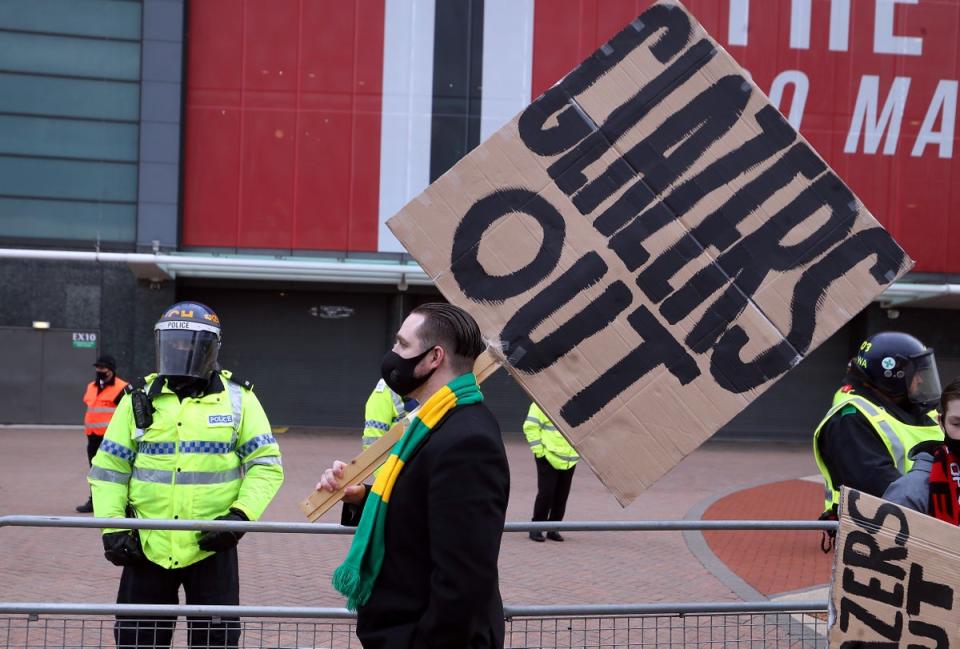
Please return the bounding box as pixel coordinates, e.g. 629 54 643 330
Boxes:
702 479 833 596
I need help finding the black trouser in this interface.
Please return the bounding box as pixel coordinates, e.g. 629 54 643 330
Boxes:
115 548 240 649
86 434 104 466
532 456 576 523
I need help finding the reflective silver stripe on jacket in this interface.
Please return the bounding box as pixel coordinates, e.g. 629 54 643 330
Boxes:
525 416 540 425
177 468 242 484
847 396 880 417
131 467 242 485
86 407 117 414
243 456 282 473
132 468 173 484
528 440 542 448
551 452 579 463
85 422 109 429
391 390 405 418
542 424 557 431
876 420 907 472
88 466 131 484
227 380 243 445
843 396 905 471
362 435 381 445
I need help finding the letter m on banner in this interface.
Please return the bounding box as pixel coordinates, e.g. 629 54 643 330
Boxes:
388 0 911 505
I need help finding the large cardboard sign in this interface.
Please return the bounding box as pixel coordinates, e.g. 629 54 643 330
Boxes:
388 0 911 505
830 489 960 647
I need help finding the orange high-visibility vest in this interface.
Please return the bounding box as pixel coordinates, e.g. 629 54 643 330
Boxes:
83 378 128 436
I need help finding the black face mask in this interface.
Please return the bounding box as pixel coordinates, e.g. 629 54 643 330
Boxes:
95 371 110 383
165 375 209 401
380 347 436 398
945 435 960 457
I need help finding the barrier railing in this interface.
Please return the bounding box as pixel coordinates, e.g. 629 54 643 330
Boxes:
0 516 834 648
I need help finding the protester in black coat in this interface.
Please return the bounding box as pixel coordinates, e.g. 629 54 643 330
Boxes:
319 303 510 649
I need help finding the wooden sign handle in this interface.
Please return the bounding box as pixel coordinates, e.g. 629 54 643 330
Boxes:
298 350 501 522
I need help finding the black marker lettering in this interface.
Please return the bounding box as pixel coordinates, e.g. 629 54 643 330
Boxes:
575 74 750 219
633 111 803 296
663 171 858 353
708 228 907 393
500 252 632 374
518 5 692 157
907 620 948 649
451 189 565 303
549 39 716 191
839 596 902 641
906 563 953 616
560 305 699 427
842 567 904 608
842 530 907 581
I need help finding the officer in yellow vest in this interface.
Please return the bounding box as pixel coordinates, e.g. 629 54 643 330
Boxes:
814 331 942 521
361 379 415 450
76 355 128 513
524 402 579 542
89 302 283 649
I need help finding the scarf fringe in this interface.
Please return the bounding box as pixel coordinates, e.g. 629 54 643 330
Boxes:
332 565 369 611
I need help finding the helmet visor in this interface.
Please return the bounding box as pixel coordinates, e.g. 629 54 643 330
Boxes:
155 326 219 378
907 352 942 409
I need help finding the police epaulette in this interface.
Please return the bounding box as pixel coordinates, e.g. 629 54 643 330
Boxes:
227 373 254 390
124 377 148 394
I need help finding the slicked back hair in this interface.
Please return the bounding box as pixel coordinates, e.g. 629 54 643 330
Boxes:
941 377 960 418
411 303 485 375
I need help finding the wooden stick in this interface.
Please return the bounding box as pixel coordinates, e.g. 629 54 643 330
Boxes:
299 350 501 522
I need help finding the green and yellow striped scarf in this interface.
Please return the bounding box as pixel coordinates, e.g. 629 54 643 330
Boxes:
332 372 483 610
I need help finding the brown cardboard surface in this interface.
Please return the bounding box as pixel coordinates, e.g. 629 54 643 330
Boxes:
387 0 911 505
830 488 960 646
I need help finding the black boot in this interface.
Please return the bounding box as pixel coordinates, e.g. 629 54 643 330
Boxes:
528 530 545 542
546 531 565 542
75 498 93 513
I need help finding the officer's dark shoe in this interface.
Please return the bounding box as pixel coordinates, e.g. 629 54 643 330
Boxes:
546 531 565 542
528 531 545 542
75 498 94 514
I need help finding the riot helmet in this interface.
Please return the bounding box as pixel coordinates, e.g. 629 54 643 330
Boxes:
154 302 221 378
854 331 941 409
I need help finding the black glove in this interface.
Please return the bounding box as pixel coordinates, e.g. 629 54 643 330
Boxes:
198 508 248 552
102 531 145 566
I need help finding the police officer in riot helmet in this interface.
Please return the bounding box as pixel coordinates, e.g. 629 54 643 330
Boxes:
814 331 943 520
88 301 283 649
154 302 223 397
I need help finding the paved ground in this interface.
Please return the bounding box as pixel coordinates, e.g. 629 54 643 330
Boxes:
0 426 831 610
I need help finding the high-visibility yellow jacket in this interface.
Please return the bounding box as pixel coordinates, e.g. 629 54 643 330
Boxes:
83 378 128 436
813 391 940 511
362 379 410 450
88 370 283 569
523 403 579 471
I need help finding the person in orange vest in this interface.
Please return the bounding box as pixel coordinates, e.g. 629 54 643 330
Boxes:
77 355 128 513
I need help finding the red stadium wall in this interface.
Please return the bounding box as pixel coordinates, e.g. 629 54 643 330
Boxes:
182 0 384 252
182 0 959 273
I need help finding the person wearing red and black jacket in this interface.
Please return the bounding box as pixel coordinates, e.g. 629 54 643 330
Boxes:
77 355 128 512
884 377 960 522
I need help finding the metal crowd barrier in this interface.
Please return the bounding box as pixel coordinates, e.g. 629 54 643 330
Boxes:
0 516 836 648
